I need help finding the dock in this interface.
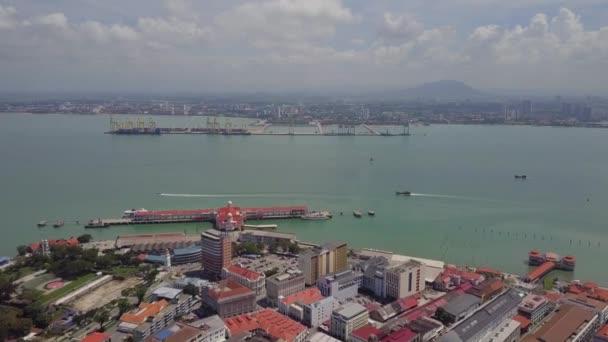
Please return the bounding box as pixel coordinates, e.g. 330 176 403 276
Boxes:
524 250 575 283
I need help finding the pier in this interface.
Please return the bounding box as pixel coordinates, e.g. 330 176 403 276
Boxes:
86 202 308 229
523 250 576 283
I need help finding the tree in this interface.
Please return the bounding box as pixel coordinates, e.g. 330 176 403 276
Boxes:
94 309 110 331
268 242 279 254
182 283 199 297
135 286 147 304
16 245 28 256
0 273 17 300
287 242 300 254
144 268 159 284
72 314 86 327
77 234 93 244
117 298 131 316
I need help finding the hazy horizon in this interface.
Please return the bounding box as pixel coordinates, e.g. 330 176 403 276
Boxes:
1 0 608 94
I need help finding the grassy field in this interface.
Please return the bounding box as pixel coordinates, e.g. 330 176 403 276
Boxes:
40 273 98 305
110 266 138 278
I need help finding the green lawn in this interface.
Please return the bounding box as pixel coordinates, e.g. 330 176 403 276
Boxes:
110 266 138 277
40 273 98 305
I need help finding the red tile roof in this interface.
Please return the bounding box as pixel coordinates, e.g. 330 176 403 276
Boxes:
80 332 111 342
120 300 169 324
225 264 264 281
206 279 254 300
597 324 608 338
513 315 531 330
225 309 306 342
30 237 79 252
441 267 483 282
381 327 418 342
352 324 383 341
545 292 562 302
526 261 555 282
281 287 324 306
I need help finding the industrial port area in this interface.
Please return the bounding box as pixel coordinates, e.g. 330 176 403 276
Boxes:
2 199 608 342
106 117 412 137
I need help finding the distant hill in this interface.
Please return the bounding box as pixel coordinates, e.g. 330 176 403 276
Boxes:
364 80 493 101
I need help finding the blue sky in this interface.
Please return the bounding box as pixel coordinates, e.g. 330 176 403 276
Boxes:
1 0 607 93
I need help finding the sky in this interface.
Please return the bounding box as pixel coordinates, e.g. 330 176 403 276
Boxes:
0 0 607 94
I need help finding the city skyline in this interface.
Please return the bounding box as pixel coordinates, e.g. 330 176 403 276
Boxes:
1 0 608 93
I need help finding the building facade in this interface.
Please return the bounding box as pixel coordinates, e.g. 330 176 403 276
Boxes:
479 319 520 342
266 271 306 307
201 229 232 278
518 294 550 327
201 279 256 318
239 230 296 246
330 303 369 342
222 264 266 298
298 242 348 286
303 296 339 327
385 260 425 299
317 269 362 301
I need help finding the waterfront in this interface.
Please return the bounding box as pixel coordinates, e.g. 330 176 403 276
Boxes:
1 113 608 283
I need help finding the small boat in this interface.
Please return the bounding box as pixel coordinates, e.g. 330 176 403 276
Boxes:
37 221 47 227
396 191 411 196
368 210 375 216
514 175 528 180
301 211 332 220
353 210 362 218
53 220 64 228
369 156 374 162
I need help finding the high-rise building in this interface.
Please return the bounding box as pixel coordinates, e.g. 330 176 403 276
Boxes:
201 229 232 278
317 269 362 301
385 260 425 299
521 100 532 117
298 242 348 285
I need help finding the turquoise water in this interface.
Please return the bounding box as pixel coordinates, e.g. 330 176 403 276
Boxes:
1 114 607 283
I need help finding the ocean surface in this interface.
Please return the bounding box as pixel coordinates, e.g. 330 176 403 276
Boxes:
1 113 607 283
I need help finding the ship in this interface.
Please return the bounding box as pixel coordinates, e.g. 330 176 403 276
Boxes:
514 175 527 180
301 211 332 220
37 221 47 227
53 220 64 228
353 210 362 218
123 208 148 218
396 191 411 196
367 210 375 216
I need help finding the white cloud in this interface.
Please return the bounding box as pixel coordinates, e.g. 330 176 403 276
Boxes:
0 2 607 92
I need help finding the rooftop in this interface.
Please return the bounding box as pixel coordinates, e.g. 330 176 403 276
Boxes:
352 324 383 341
30 237 79 252
446 289 525 342
224 309 306 342
188 315 227 332
381 327 418 342
512 315 531 330
596 324 608 341
269 270 304 283
333 302 368 320
389 260 423 273
143 323 203 342
479 320 520 342
120 300 170 325
442 293 480 316
241 230 296 239
561 292 608 312
80 332 111 342
173 246 202 256
439 267 483 283
319 269 361 285
174 277 209 288
205 279 254 300
281 287 324 306
224 264 264 281
308 332 342 342
153 287 183 300
522 304 596 342
518 294 548 312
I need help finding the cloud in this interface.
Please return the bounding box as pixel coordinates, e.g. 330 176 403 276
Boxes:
0 2 607 93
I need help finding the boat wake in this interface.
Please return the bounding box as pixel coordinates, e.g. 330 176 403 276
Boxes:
410 193 481 201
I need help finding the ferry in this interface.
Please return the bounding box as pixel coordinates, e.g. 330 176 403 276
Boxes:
301 211 332 220
367 210 375 216
123 208 148 218
37 221 47 227
53 220 64 228
353 210 362 218
396 191 411 196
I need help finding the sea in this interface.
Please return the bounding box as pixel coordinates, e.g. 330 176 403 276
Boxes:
1 113 607 283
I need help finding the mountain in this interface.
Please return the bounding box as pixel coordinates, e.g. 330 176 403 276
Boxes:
400 80 490 101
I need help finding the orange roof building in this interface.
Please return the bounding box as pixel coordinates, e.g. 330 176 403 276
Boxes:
120 300 170 325
512 314 531 332
222 264 266 298
595 324 608 341
225 309 307 342
202 279 256 318
80 332 111 342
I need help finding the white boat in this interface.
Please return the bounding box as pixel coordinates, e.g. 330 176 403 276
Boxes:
37 221 47 227
353 210 362 218
122 208 148 218
301 211 332 220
